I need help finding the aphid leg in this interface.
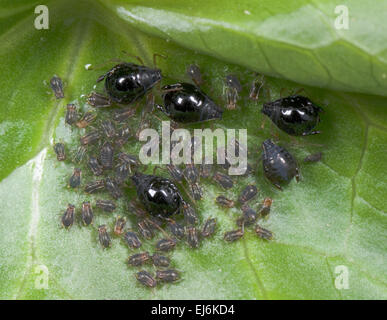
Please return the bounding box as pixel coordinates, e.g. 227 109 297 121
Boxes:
145 218 170 238
122 50 144 65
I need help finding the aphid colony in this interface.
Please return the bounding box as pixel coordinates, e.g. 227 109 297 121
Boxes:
51 56 323 289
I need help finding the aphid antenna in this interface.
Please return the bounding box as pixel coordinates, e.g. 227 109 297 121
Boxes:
121 50 145 66
88 58 123 73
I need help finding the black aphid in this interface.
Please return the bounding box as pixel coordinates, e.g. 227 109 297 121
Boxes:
166 219 185 240
213 172 233 189
98 225 111 248
224 229 244 242
68 168 81 188
101 119 116 138
76 111 96 129
183 202 198 225
201 218 217 238
124 231 142 249
128 252 150 267
159 83 223 123
114 216 126 236
118 152 139 168
262 95 323 136
186 64 203 86
152 253 170 268
80 130 100 146
131 172 183 218
258 197 272 218
262 139 300 190
84 180 105 194
65 104 78 125
88 156 103 176
237 205 257 227
95 199 116 212
127 200 147 218
238 185 258 204
199 160 213 179
186 226 200 248
216 195 235 208
156 238 176 252
99 141 114 170
105 177 122 199
136 270 157 288
249 76 265 101
156 269 180 282
87 91 112 108
99 62 162 105
255 224 273 240
114 126 131 149
53 143 66 161
81 201 93 226
61 204 75 229
137 220 154 240
50 75 64 99
304 152 322 163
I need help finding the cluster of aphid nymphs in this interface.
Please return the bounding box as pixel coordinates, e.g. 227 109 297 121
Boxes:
50 56 323 288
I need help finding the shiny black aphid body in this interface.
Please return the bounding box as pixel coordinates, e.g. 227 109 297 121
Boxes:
262 95 323 136
262 139 300 190
160 83 223 123
101 63 162 104
131 172 183 218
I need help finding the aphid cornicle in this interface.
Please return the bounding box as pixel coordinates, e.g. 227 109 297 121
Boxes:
53 143 66 161
152 253 170 267
96 199 116 212
65 104 78 125
262 139 300 190
159 83 223 123
131 172 184 218
61 204 75 229
156 269 180 282
136 270 157 288
124 231 142 249
50 75 64 99
99 62 162 105
114 216 126 236
68 168 81 188
81 201 93 226
262 95 323 136
128 252 150 267
98 225 111 248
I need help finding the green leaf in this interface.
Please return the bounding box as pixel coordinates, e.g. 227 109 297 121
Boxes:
0 0 386 300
